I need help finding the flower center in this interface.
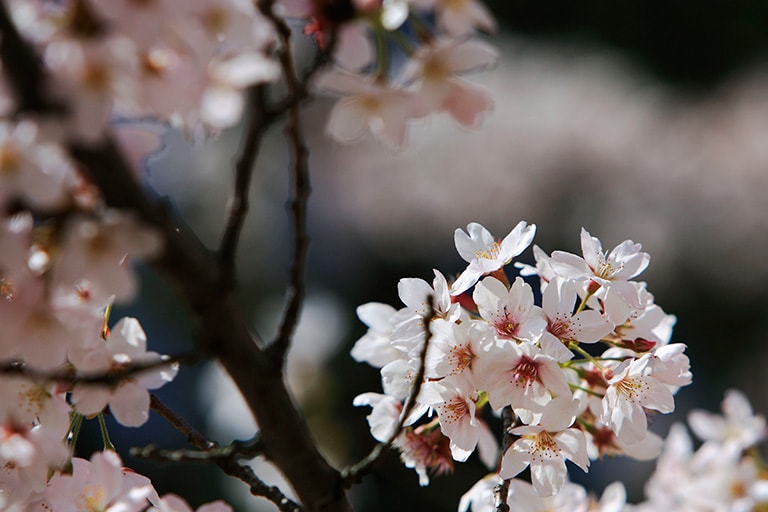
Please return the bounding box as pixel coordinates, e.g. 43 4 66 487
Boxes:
448 344 475 375
532 430 558 457
615 376 644 402
474 241 501 260
512 356 540 387
495 308 518 338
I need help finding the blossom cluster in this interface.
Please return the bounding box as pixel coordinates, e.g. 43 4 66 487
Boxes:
352 221 693 498
309 0 498 148
0 203 183 508
4 0 280 136
459 389 768 511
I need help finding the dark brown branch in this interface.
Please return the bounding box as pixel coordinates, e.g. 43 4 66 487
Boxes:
0 2 62 114
148 396 302 512
258 1 312 364
131 435 265 463
2 8 351 511
218 85 272 284
493 406 517 512
342 299 436 486
0 353 195 387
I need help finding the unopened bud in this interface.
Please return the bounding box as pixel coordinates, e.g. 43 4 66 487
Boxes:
619 337 656 353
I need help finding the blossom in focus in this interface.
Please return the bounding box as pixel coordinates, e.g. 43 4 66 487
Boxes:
451 221 536 295
500 396 589 496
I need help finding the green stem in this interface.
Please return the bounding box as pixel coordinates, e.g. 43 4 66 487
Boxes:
575 290 596 314
98 413 116 451
68 411 84 453
569 384 604 398
373 25 389 80
569 342 606 372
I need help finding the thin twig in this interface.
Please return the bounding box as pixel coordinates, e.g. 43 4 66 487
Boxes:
149 395 302 512
0 353 195 387
2 7 351 510
218 85 271 284
131 434 264 463
259 1 312 364
342 299 436 486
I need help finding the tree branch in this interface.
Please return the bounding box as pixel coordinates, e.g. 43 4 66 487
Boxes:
493 407 520 512
342 299 436 486
258 1 312 365
218 85 271 284
0 10 351 511
0 353 194 387
147 396 303 512
0 2 62 114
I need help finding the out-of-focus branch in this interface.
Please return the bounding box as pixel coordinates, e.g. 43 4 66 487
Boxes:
132 435 265 462
0 353 194 386
148 396 303 512
258 0 312 364
218 85 271 284
0 2 61 114
0 9 351 512
342 300 436 486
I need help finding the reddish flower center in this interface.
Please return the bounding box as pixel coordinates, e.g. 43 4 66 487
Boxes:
512 356 540 386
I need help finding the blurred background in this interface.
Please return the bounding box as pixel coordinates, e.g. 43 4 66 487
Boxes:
94 1 768 510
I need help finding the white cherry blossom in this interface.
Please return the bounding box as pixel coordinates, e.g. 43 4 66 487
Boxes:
69 317 178 427
451 221 536 295
500 396 589 496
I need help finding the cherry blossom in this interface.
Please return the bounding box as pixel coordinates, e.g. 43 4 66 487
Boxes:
688 389 767 459
451 221 536 295
69 317 178 427
500 396 589 496
45 450 156 512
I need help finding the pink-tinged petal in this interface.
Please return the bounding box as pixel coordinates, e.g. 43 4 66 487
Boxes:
109 383 150 427
109 317 148 354
571 309 613 343
476 420 499 469
723 389 755 421
530 459 566 496
687 410 726 441
610 241 649 279
325 98 369 144
641 378 674 413
499 444 530 479
549 251 591 281
579 228 603 271
357 302 397 331
398 277 434 316
598 482 627 512
156 494 194 512
621 431 663 460
450 266 483 296
454 222 494 263
536 357 571 397
71 387 111 416
441 81 493 128
538 396 578 432
499 221 537 262
472 276 506 317
136 358 178 390
554 429 589 471
539 333 574 363
442 40 497 74
197 501 234 512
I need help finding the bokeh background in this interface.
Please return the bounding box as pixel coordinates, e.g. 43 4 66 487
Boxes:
92 2 768 510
